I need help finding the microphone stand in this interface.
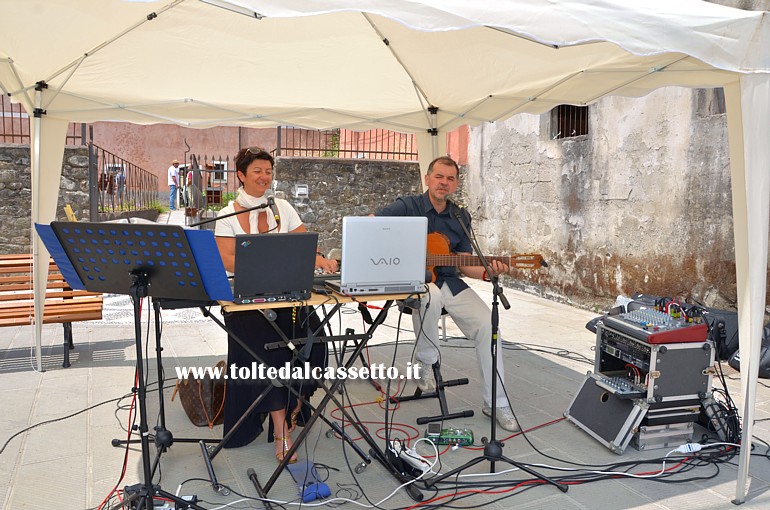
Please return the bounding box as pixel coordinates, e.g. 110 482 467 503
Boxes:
188 202 268 228
425 206 567 493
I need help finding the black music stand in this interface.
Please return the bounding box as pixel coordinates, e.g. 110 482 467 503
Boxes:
36 221 233 510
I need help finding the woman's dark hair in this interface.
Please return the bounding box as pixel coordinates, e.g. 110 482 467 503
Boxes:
235 147 274 184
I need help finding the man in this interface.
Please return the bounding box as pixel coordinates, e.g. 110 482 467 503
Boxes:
167 159 180 210
375 156 519 432
116 168 126 206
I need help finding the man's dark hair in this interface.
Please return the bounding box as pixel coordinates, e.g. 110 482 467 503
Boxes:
427 156 459 176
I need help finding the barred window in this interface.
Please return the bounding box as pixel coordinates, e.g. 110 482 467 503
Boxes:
550 105 589 140
212 160 228 183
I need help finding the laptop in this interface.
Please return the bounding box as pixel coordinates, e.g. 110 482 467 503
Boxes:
326 216 428 295
233 232 318 304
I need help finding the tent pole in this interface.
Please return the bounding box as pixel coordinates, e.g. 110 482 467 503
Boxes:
31 87 44 372
415 107 447 191
724 75 770 504
29 83 69 372
429 106 439 158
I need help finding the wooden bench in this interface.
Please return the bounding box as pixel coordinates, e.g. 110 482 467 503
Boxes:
0 254 104 368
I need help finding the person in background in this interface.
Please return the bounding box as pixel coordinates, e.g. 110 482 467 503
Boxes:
183 167 195 209
116 168 126 207
214 147 336 463
167 159 180 210
374 155 520 432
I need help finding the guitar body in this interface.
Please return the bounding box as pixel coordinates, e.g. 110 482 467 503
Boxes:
425 232 546 283
426 232 453 283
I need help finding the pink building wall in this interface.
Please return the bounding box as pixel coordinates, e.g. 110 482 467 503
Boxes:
446 125 469 166
91 123 468 192
90 123 278 192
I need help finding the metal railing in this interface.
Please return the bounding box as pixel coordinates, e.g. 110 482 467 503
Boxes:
277 127 418 160
90 143 159 217
0 95 87 145
181 154 239 211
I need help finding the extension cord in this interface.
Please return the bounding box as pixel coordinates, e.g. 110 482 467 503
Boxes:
675 443 702 454
388 440 430 474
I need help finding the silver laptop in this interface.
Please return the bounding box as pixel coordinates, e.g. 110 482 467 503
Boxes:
326 216 428 295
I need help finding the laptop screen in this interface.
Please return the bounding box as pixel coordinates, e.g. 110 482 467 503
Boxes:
233 232 318 303
333 216 427 295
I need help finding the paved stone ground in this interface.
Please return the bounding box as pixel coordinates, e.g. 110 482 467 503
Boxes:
2 210 770 509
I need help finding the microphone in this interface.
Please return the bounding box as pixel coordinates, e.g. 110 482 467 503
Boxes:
265 189 281 228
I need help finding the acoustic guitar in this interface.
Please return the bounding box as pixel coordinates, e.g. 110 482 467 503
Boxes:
426 232 546 283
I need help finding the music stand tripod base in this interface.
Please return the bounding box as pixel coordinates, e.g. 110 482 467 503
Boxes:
37 222 231 510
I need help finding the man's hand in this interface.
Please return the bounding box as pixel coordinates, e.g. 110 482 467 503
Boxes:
488 259 509 277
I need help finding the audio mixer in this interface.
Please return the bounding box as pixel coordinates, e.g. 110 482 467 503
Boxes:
593 374 646 399
566 306 716 455
601 309 707 344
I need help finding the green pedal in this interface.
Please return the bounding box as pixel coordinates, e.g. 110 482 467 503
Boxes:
424 426 474 446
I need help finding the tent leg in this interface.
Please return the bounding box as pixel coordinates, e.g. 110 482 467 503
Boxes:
724 74 770 505
30 84 69 372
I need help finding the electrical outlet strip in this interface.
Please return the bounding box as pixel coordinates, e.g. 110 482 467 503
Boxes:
389 440 430 474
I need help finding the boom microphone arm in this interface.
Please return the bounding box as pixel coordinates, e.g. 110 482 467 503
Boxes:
189 202 269 228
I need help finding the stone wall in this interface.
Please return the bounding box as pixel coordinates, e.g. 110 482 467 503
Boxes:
273 158 422 255
0 145 165 255
0 145 92 254
0 150 421 257
467 87 743 311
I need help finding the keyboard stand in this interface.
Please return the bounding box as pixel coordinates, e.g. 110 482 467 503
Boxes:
213 292 427 501
200 303 372 495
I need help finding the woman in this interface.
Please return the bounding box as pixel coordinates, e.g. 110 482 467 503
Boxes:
215 147 337 463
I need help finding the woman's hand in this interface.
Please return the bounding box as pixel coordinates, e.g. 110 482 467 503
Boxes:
315 255 338 273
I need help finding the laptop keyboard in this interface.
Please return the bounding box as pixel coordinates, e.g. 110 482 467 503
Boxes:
313 272 340 286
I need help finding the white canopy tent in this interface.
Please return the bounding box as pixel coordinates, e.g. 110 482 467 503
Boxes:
1 0 768 502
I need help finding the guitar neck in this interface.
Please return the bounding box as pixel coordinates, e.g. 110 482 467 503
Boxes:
426 253 544 270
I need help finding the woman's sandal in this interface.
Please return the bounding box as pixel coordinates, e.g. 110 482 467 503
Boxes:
289 408 300 432
274 434 298 464
287 404 301 433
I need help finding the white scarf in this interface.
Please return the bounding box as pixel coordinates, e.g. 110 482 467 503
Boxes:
235 187 277 234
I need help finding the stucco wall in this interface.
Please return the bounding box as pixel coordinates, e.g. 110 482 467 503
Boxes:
467 87 741 310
